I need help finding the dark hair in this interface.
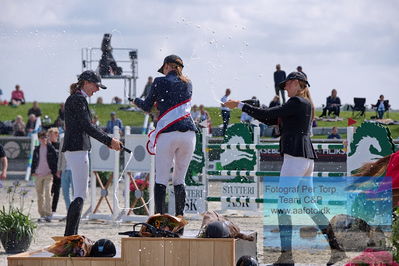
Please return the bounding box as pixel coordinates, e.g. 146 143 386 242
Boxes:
38 131 48 139
70 80 85 95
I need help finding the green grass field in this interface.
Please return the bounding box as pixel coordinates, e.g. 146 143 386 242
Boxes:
1 102 398 139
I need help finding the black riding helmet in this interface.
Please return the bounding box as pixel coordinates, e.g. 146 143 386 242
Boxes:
205 221 230 238
90 239 116 257
279 71 310 90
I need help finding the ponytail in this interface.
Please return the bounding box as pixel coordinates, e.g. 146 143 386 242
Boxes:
69 80 85 95
297 80 315 119
169 62 190 83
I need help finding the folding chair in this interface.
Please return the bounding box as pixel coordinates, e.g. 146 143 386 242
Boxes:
384 100 390 118
350 97 366 118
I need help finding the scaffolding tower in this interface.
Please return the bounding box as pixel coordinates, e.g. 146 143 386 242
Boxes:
81 47 138 103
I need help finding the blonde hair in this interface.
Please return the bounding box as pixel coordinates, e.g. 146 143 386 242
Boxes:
69 80 85 95
168 61 190 83
48 127 59 135
296 80 315 119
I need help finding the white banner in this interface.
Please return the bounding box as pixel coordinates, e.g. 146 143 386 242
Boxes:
222 182 258 211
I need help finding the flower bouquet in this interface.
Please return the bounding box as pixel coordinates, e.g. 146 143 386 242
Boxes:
47 235 94 257
345 248 398 266
129 173 150 215
140 214 188 237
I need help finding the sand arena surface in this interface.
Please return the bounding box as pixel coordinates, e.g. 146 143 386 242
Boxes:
0 180 365 265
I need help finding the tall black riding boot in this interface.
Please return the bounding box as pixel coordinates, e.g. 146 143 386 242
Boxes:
274 213 294 266
174 184 186 236
154 183 166 214
311 212 347 265
64 197 84 236
174 184 186 216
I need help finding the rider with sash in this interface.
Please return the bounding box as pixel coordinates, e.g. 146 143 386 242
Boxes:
133 55 196 218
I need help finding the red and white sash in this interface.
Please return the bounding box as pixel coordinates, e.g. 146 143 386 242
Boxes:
146 99 192 155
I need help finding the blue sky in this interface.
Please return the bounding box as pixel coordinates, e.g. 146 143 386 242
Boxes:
1 0 398 108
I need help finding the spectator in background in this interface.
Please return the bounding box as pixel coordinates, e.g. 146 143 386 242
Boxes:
320 89 341 117
48 127 61 214
327 127 341 139
92 115 100 126
140 76 153 99
274 64 287 104
372 95 391 119
191 105 200 125
111 96 122 104
58 103 65 121
297 66 307 78
106 112 123 133
31 131 58 222
13 115 26 136
28 101 42 117
25 114 37 135
241 96 258 124
96 97 104 104
269 95 281 108
0 144 8 180
198 104 211 133
10 84 25 106
241 111 253 124
220 88 231 136
57 137 73 210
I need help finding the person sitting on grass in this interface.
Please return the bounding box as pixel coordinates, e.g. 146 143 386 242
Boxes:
10 84 25 106
28 101 42 117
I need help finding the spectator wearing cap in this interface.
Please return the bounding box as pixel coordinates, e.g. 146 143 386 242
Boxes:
10 84 25 106
62 70 122 236
320 89 341 117
105 112 123 133
273 64 287 104
133 54 196 219
28 101 42 117
223 71 346 265
297 66 307 78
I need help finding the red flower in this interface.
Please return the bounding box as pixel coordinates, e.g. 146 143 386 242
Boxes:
130 179 149 192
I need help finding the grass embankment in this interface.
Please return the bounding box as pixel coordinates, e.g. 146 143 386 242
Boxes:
1 103 398 139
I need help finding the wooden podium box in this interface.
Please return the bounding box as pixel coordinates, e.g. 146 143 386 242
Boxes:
8 234 257 266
